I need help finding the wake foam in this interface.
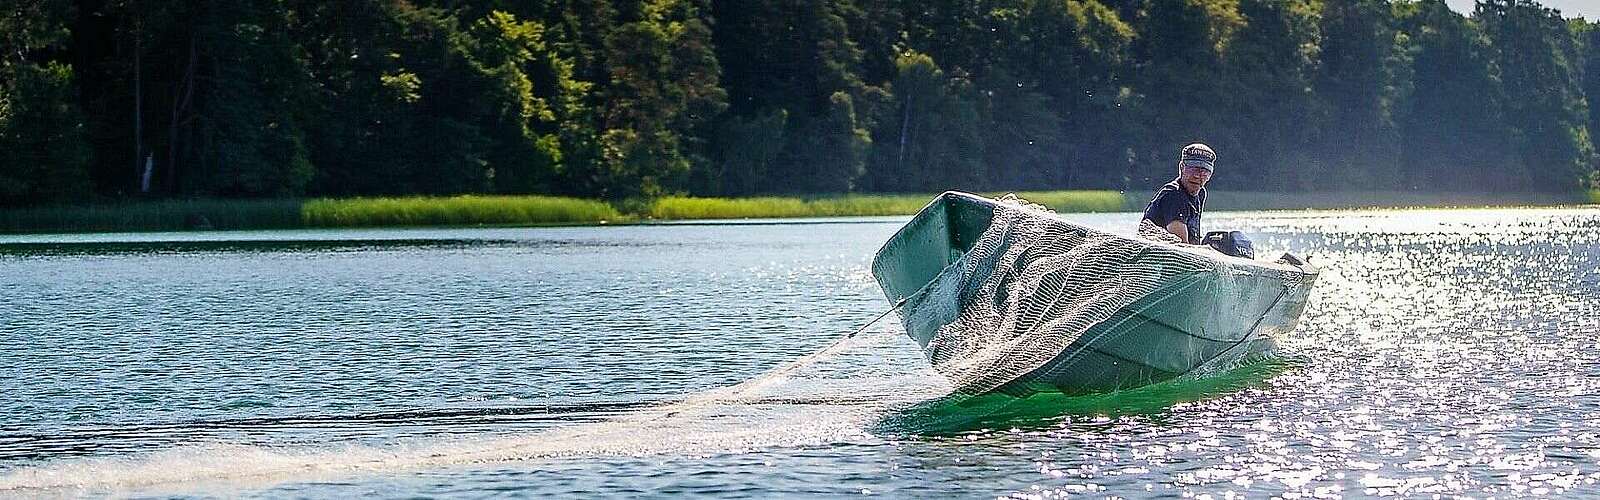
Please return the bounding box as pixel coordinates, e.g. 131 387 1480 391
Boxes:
0 325 947 495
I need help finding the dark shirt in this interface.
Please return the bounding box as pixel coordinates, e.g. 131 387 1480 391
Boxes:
1142 180 1205 243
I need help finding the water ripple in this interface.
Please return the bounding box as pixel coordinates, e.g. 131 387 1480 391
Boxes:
1 209 1598 497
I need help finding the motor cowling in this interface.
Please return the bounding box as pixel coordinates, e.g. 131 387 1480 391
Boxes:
1203 230 1255 259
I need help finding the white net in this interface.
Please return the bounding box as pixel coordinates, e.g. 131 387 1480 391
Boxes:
892 196 1301 395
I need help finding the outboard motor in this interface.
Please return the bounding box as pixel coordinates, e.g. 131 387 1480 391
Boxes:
1203 230 1255 259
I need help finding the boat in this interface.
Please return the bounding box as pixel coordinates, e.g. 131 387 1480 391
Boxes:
871 191 1318 396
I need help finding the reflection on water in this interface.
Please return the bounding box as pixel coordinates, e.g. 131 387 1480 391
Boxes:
1 208 1598 497
882 358 1299 436
0 239 519 256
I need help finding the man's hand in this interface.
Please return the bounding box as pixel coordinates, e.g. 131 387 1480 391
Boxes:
1166 221 1190 244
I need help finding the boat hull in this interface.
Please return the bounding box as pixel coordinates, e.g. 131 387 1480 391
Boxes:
871 192 1317 396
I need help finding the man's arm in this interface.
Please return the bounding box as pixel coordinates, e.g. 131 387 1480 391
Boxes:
1165 220 1190 244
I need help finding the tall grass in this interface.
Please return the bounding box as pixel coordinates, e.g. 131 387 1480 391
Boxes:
1005 190 1133 212
647 195 929 219
648 191 1130 220
301 195 623 227
0 199 302 234
4 189 1593 234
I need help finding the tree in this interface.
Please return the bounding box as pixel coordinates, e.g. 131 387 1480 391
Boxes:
290 2 584 196
188 0 317 197
1478 0 1593 191
290 2 496 196
709 0 871 194
1394 0 1520 191
901 0 991 78
787 91 871 192
1579 19 1600 188
466 11 585 194
0 0 92 205
712 0 862 118
706 108 786 195
841 0 904 86
589 0 727 199
974 69 1062 190
14 0 1600 207
1311 0 1404 190
992 0 1135 189
1220 0 1318 190
865 52 983 192
1128 0 1241 188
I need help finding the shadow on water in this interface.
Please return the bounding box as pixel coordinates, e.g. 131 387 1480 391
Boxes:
876 357 1300 436
0 237 698 257
0 239 523 256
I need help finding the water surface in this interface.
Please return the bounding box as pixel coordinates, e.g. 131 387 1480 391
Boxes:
2 208 1598 497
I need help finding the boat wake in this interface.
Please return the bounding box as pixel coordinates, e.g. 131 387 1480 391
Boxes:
0 326 949 495
0 231 1304 496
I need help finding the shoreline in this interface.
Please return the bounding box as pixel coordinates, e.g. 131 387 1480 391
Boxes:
1 190 1595 235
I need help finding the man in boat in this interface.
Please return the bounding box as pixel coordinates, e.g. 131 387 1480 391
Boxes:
1141 143 1214 244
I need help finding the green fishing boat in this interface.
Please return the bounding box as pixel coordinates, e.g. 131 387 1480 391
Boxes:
871 191 1318 396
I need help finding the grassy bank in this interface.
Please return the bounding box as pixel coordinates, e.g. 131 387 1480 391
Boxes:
1 190 1593 234
0 191 1125 233
302 195 623 227
1008 190 1132 212
646 194 927 219
644 189 1597 221
646 190 1127 220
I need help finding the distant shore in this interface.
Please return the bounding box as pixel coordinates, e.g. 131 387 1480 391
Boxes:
1 190 1596 234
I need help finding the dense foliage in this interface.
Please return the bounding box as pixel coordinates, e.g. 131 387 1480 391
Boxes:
2 0 1598 205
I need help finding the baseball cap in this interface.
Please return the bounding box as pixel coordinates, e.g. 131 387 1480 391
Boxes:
1180 143 1216 172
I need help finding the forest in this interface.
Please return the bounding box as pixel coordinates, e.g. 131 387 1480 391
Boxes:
2 0 1597 206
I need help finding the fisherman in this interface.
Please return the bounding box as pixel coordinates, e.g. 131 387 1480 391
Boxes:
1141 143 1214 244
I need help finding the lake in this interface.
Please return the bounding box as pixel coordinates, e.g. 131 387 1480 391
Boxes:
2 207 1598 498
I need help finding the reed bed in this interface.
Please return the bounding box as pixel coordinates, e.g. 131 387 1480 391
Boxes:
301 195 623 227
646 195 929 219
648 191 1130 220
4 190 1594 234
0 199 302 233
1005 190 1134 212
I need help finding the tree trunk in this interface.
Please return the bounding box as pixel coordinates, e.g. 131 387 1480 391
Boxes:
166 34 197 194
134 9 143 192
897 94 912 173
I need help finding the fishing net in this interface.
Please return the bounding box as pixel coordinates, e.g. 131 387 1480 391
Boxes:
889 196 1300 395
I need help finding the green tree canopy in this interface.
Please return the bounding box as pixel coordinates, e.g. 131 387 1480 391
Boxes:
5 0 1600 207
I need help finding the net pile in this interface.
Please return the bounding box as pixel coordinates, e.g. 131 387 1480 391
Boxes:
896 198 1244 395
